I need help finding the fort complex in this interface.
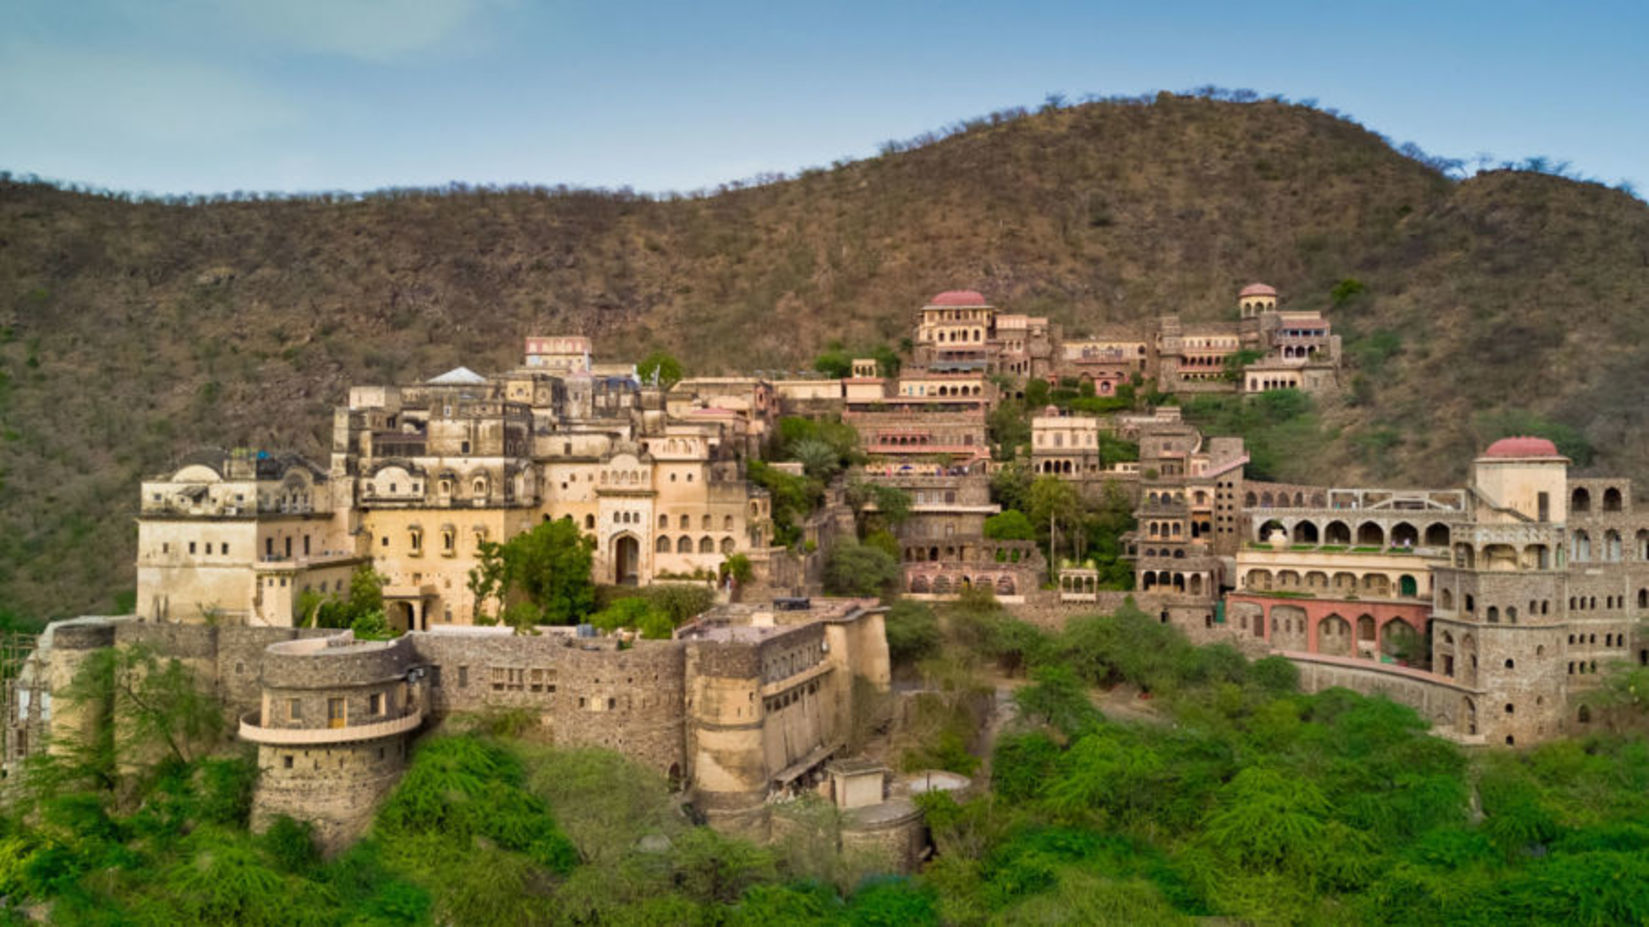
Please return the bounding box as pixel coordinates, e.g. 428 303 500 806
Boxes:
7 283 1644 853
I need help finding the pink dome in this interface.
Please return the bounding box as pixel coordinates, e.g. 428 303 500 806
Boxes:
1483 436 1561 458
929 290 988 307
1239 282 1277 298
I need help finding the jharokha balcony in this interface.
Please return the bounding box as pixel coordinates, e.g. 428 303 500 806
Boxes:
238 705 424 746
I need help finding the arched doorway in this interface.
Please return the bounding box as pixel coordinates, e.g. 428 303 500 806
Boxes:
1319 614 1352 656
389 600 416 633
612 534 640 585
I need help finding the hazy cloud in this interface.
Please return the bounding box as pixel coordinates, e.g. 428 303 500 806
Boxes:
0 43 301 144
222 0 511 61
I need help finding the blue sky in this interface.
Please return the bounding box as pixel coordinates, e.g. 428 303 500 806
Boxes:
3 0 1645 196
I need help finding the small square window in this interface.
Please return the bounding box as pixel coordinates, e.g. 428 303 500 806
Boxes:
283 755 293 769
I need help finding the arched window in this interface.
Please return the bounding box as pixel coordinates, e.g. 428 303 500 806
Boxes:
585 514 595 530
699 537 714 554
656 536 671 553
677 536 692 553
721 538 735 554
724 515 734 531
702 514 712 531
679 514 690 530
659 514 669 529
1604 487 1622 512
1572 487 1590 512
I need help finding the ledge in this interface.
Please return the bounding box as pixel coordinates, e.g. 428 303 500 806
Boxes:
239 708 423 746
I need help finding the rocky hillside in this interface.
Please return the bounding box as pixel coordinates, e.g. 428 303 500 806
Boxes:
3 94 1648 618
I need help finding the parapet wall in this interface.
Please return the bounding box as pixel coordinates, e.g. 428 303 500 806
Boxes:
410 631 688 776
1286 651 1470 738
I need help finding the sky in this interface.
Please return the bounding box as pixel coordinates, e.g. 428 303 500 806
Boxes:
2 0 1645 197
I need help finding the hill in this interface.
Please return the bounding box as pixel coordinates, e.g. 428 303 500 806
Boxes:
3 93 1649 619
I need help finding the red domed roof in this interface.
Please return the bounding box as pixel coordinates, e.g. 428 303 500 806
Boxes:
928 290 988 307
1483 436 1561 459
1239 282 1277 298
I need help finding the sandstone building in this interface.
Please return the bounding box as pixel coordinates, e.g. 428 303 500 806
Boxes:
1221 437 1649 745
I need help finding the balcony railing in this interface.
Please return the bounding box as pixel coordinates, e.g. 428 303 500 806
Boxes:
239 706 423 746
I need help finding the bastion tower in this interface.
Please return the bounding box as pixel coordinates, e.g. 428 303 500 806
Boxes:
238 636 426 851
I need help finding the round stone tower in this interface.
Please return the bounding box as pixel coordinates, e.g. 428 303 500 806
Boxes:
240 633 424 852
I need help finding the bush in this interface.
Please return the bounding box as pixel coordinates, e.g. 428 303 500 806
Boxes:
1250 656 1301 694
824 540 900 597
884 601 941 665
983 509 1034 541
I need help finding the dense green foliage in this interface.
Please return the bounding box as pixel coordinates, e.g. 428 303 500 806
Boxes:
637 350 684 387
823 540 901 597
981 509 1034 541
883 600 943 666
906 598 1649 925
1180 389 1325 482
2 731 945 925
299 564 391 637
747 459 819 548
590 582 717 639
467 517 596 631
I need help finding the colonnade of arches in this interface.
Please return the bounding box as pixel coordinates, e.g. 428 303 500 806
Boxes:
1242 568 1422 599
1569 486 1625 514
1227 600 1428 662
655 535 737 555
1245 489 1328 508
1567 528 1649 563
1137 546 1190 559
907 572 1017 596
1059 571 1101 598
1436 588 1552 623
1139 570 1206 596
1450 542 1554 571
1254 517 1448 549
901 541 1038 565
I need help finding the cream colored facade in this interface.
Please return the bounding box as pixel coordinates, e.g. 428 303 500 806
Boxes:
136 451 356 625
140 338 777 630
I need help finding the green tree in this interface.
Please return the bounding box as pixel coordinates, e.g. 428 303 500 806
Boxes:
984 509 1035 541
791 438 845 481
823 540 901 597
468 518 596 632
1029 475 1084 567
884 600 942 665
990 459 1033 513
1221 348 1265 382
301 564 386 629
637 350 684 387
988 399 1031 459
59 643 225 779
812 348 853 379
846 480 912 537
